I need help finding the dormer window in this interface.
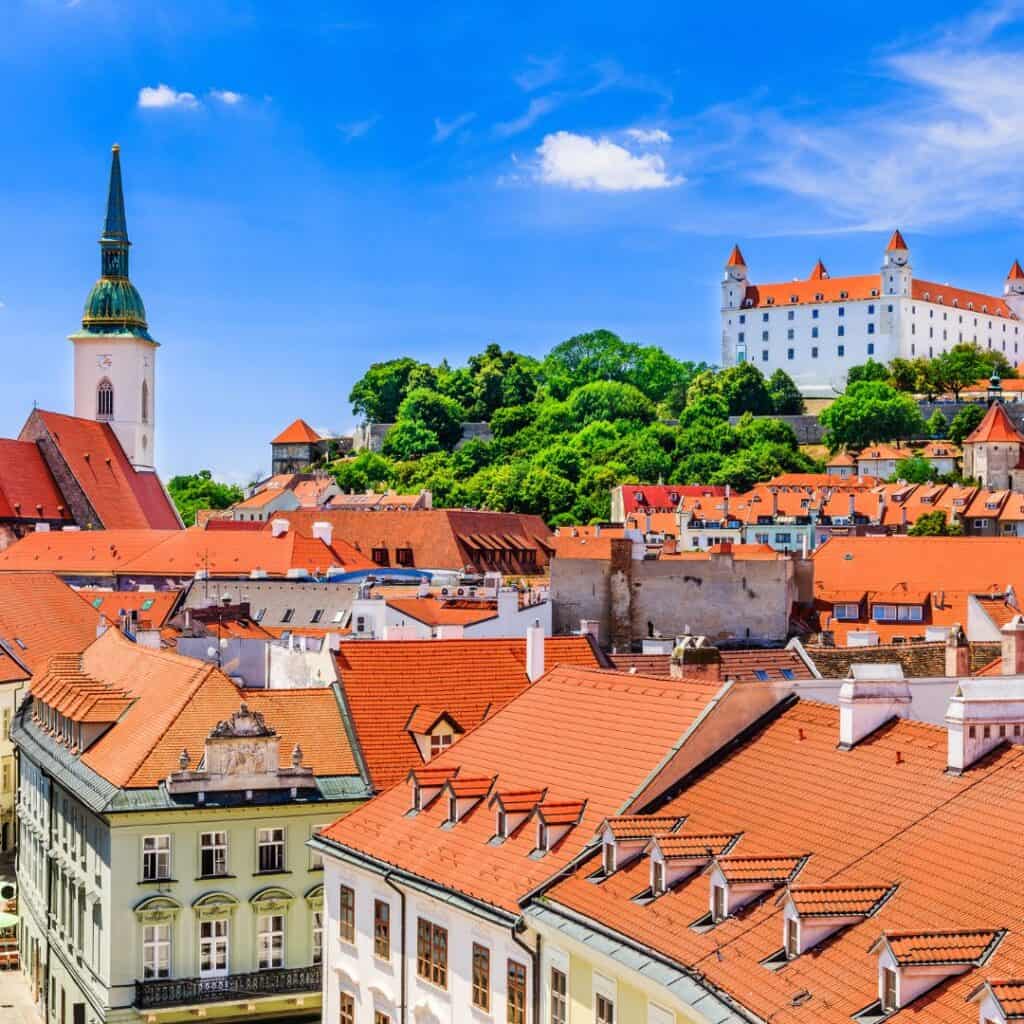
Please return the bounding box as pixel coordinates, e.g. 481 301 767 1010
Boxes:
447 794 458 824
707 855 806 923
430 732 453 758
496 810 507 838
603 843 616 876
652 859 665 896
785 918 799 959
712 883 727 922
882 966 898 1012
534 800 586 854
537 821 549 852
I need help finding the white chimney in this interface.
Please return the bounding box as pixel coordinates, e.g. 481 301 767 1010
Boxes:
421 489 433 509
435 624 465 639
96 615 108 639
946 678 1024 774
579 619 600 641
526 619 545 683
498 587 519 620
417 578 431 598
34 522 50 532
135 627 162 650
1001 615 1024 675
838 665 911 749
311 521 333 547
271 518 290 537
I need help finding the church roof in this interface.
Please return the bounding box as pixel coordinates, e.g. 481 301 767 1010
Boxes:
1009 260 1024 281
808 258 828 280
964 402 1024 445
0 440 72 522
886 228 908 251
272 419 323 445
20 410 181 530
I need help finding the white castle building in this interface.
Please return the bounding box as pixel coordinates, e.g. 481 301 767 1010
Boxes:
720 231 1024 397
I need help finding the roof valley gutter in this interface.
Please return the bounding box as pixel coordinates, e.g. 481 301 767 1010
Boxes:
384 873 407 1024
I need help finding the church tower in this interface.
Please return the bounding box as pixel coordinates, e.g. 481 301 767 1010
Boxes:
1003 259 1024 320
69 145 158 471
882 229 912 297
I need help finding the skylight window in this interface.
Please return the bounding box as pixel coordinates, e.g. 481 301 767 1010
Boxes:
91 597 103 609
141 598 154 611
281 609 295 623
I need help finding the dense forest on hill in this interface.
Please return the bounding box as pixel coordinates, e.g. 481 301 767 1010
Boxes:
331 331 815 524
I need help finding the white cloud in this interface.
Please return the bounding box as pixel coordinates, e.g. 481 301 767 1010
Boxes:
210 89 244 105
626 127 671 144
433 112 475 142
515 55 562 92
137 84 199 110
494 96 559 138
730 3 1024 229
536 131 683 192
338 117 379 141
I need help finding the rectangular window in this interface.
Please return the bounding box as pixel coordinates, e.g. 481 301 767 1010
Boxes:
597 993 615 1024
312 910 323 964
141 835 170 881
257 914 284 970
786 917 799 958
761 330 769 342
787 348 794 360
416 918 448 988
142 924 170 979
652 859 665 895
837 325 845 337
472 943 490 1011
396 547 414 566
811 326 819 338
310 824 327 869
868 304 875 314
873 605 897 621
787 310 794 320
761 350 769 362
713 884 726 921
257 828 284 872
762 311 769 321
199 919 228 976
551 967 568 1024
786 328 794 340
507 960 527 1024
338 885 355 944
837 345 845 356
374 899 390 960
812 308 819 319
834 603 860 620
737 331 745 342
280 608 295 623
199 832 227 877
882 967 898 1012
310 609 324 623
429 732 453 758
811 346 818 358
738 314 745 324
374 1014 391 1024
867 342 875 354
868 322 875 334
339 993 355 1024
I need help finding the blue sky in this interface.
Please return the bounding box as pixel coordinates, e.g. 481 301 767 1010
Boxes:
4 0 1024 481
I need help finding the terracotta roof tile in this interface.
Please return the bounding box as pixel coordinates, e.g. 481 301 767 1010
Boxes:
385 597 497 627
336 636 603 790
618 485 725 516
76 588 179 627
913 278 1015 318
271 418 322 444
0 529 176 574
726 244 746 267
0 440 72 522
654 832 739 860
886 229 908 251
882 929 1001 966
787 884 892 917
988 980 1024 1017
715 854 806 884
600 815 684 840
321 668 726 913
965 402 1024 444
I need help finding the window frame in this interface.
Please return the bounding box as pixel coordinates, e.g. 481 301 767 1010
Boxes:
338 885 355 944
416 917 448 989
596 992 616 1024
507 959 527 1024
142 923 171 980
256 913 284 970
550 966 568 1024
256 827 285 873
141 835 171 882
199 831 227 878
471 942 490 1012
374 899 390 960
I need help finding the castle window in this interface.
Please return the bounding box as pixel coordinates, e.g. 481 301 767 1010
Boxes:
811 347 818 358
812 327 819 339
868 323 875 334
96 379 114 421
141 380 149 424
837 325 845 337
787 310 795 320
762 350 769 362
787 348 794 360
838 345 845 357
814 293 824 301
868 304 875 314
812 309 819 319
868 343 875 354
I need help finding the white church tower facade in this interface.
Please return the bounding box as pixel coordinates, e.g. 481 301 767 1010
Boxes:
69 145 158 470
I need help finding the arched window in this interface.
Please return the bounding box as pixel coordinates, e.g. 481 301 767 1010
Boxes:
97 379 114 421
141 380 149 424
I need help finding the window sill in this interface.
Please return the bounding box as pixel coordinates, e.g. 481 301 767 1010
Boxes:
138 878 177 885
253 869 292 877
195 874 236 881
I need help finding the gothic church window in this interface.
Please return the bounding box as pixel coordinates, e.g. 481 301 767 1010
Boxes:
141 380 149 424
97 379 114 420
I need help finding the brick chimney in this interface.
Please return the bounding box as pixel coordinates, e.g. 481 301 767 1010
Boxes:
1002 615 1024 675
945 623 970 677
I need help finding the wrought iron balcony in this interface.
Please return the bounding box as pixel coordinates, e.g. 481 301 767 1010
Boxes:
135 964 321 1009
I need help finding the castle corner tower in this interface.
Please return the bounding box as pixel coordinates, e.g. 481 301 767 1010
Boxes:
69 145 158 471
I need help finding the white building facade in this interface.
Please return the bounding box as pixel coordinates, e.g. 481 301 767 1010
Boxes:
721 233 1024 397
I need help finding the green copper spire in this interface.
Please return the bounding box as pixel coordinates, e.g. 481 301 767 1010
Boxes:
79 144 153 341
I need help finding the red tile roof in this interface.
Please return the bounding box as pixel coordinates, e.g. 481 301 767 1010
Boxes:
541 699 1024 1024
882 929 1001 966
1010 260 1024 281
0 572 100 675
726 244 746 267
321 667 726 913
787 884 892 917
0 440 72 522
886 229 908 251
809 258 828 280
912 278 1015 318
601 815 683 841
271 418 322 444
618 485 725 517
24 410 181 529
334 636 604 790
115 527 373 577
385 597 498 627
76 588 180 627
30 628 357 787
0 530 180 574
965 402 1024 444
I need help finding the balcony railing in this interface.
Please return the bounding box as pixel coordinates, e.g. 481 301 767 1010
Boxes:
135 964 321 1009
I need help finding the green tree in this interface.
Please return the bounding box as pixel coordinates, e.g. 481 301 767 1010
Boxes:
887 357 919 392
847 359 890 386
348 357 428 422
767 369 805 414
564 381 657 426
819 381 926 452
948 404 987 445
332 451 394 493
933 344 990 401
396 388 465 449
381 421 442 459
167 470 243 527
926 408 948 438
908 509 964 536
890 455 938 484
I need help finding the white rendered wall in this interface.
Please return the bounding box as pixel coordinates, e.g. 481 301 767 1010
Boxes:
72 334 157 470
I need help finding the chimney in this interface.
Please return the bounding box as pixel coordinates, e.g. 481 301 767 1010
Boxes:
417 578 430 598
579 619 600 641
838 665 911 749
593 524 601 537
497 587 519 619
311 521 333 547
35 522 50 533
946 677 1024 774
945 623 970 677
135 627 162 650
96 615 108 639
848 493 856 517
421 489 432 509
270 518 290 537
1002 615 1024 675
526 619 545 683
771 488 779 517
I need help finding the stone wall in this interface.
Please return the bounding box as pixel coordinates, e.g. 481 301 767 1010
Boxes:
351 421 493 452
551 538 798 649
804 640 1001 679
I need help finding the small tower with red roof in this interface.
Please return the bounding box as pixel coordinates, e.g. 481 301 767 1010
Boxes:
722 244 748 311
962 401 1024 491
882 229 911 299
1004 259 1024 319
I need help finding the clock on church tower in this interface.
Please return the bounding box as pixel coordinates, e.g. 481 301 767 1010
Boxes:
68 145 159 471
